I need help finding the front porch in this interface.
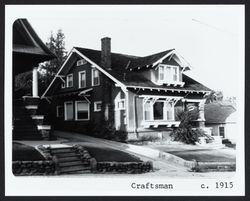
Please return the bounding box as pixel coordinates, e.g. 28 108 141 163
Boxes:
126 91 207 141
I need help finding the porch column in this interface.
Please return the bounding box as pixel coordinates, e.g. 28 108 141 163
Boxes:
32 67 38 97
198 100 206 127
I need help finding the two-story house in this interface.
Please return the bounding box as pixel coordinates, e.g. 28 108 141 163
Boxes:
42 37 211 140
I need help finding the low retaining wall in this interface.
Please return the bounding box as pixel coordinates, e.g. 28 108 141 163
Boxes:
159 152 236 172
96 161 153 174
192 162 236 172
12 160 56 176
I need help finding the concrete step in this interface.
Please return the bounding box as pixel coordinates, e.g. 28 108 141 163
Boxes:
55 152 81 158
59 161 86 167
51 148 75 154
57 156 82 163
60 165 91 174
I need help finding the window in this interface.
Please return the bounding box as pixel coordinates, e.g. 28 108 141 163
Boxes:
143 100 175 121
61 81 65 88
94 101 102 112
158 64 180 84
76 59 87 66
75 101 89 120
92 68 100 86
153 102 164 120
159 66 165 81
66 74 73 87
56 106 64 117
64 101 73 120
144 101 153 121
165 102 174 120
78 71 86 88
219 127 225 138
116 99 125 110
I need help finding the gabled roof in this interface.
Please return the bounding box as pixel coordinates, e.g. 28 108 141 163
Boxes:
43 47 211 97
13 19 56 74
205 102 236 124
75 47 209 91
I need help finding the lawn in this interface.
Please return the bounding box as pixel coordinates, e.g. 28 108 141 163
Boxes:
13 142 45 161
148 144 236 162
82 144 142 162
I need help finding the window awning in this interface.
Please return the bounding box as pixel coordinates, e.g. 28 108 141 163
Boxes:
79 88 93 96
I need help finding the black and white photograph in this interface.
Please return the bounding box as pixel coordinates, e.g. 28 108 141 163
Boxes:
4 4 245 196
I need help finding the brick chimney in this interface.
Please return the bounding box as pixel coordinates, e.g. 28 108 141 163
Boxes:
101 37 111 70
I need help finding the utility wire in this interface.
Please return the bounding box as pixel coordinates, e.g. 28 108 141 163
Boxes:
192 18 237 37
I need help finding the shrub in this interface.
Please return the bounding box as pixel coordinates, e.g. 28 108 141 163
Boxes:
90 120 128 142
171 111 204 144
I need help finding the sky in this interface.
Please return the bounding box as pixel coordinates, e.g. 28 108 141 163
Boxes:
8 5 244 98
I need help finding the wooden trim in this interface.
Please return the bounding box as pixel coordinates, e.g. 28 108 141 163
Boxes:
42 49 75 97
151 50 175 67
128 85 209 94
94 101 102 112
182 98 205 103
139 95 183 100
74 48 127 89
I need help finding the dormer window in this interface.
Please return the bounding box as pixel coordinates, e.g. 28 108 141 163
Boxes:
158 64 180 84
76 59 87 66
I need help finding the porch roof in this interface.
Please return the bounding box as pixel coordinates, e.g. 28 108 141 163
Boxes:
13 19 56 75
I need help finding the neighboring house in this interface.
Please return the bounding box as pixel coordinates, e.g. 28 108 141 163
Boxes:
205 102 237 143
42 37 211 140
13 19 56 140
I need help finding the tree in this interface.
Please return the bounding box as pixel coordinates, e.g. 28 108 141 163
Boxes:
204 90 223 104
39 29 67 94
